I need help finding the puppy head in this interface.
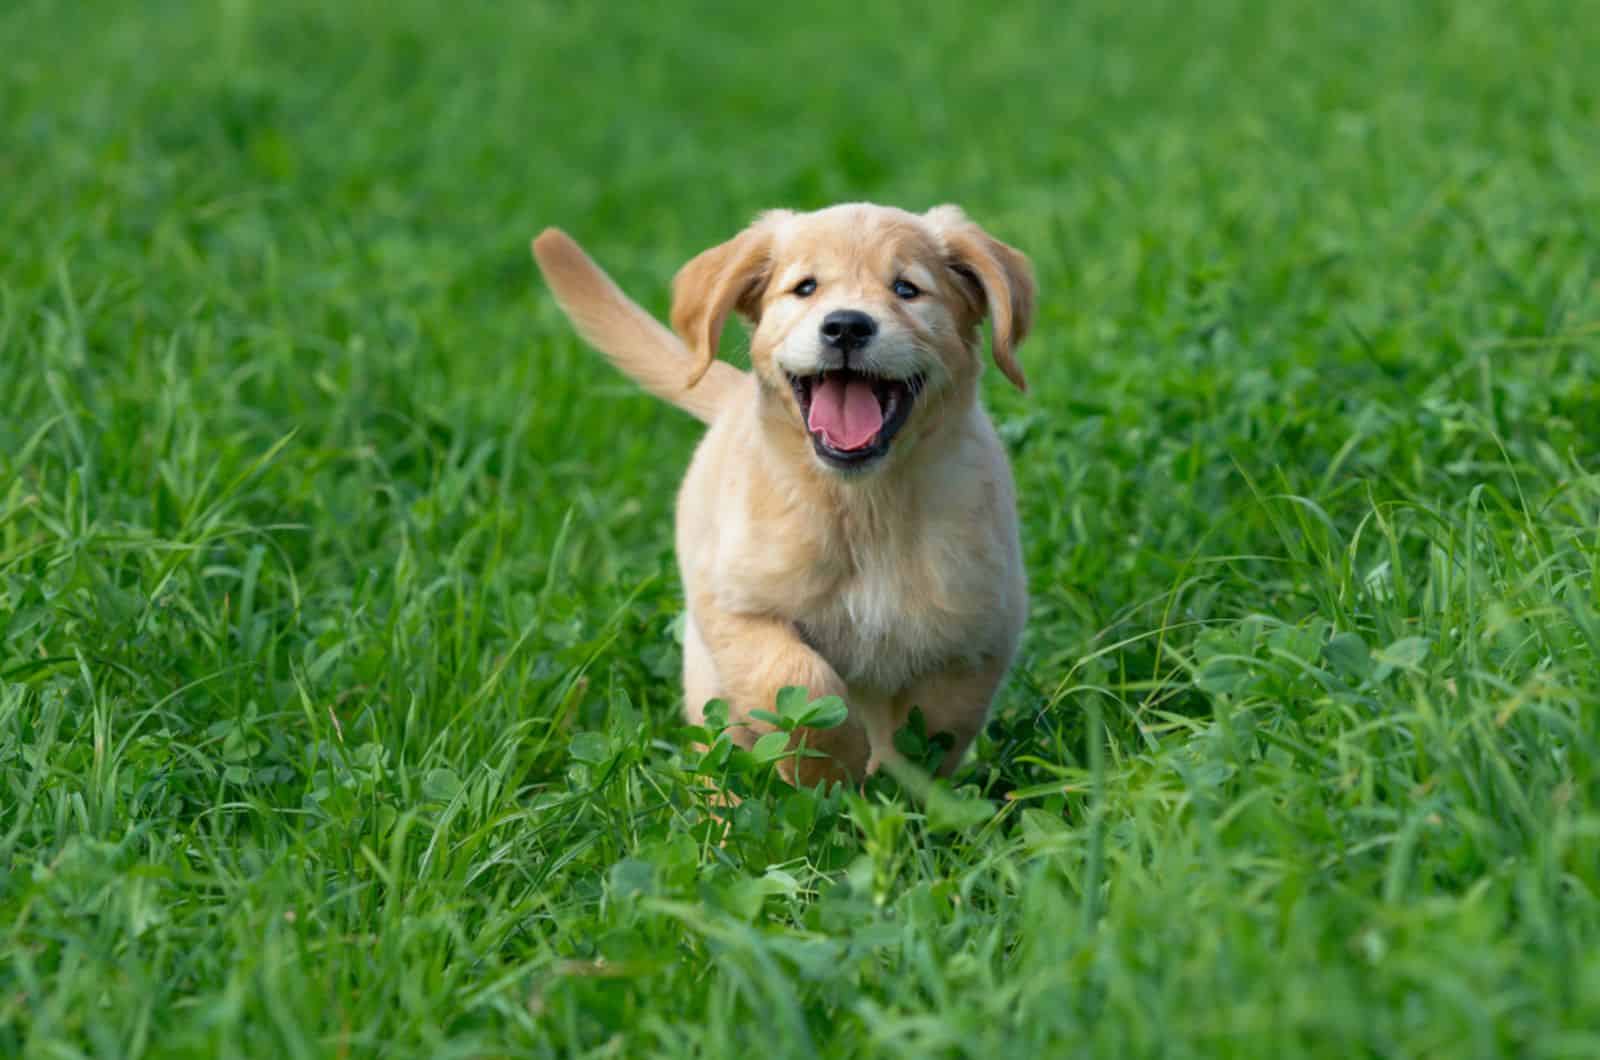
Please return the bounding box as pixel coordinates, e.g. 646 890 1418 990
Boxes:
671 203 1036 474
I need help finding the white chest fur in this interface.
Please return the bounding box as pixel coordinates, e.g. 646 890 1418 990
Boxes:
796 528 999 693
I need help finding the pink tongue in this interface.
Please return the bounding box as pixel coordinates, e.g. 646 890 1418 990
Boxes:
807 376 883 451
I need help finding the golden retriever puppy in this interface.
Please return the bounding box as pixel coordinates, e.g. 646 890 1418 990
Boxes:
532 203 1033 785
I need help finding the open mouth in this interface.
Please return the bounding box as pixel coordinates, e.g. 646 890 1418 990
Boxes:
787 368 924 469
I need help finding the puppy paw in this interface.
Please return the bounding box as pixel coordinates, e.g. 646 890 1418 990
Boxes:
776 673 869 785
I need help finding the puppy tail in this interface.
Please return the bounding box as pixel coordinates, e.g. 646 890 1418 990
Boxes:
532 229 747 425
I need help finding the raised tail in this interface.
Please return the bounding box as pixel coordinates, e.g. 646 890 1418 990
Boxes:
531 229 747 425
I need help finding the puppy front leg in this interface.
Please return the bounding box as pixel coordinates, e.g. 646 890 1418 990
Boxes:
878 656 1010 777
690 597 869 785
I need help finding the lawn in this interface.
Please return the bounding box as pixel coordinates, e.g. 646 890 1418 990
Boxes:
3 0 1599 1055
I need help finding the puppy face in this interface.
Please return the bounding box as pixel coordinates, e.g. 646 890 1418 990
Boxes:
672 204 1035 474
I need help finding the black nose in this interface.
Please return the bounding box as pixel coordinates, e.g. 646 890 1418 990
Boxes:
819 309 878 352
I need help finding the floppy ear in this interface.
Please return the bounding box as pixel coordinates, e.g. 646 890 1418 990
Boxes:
925 205 1036 391
671 211 788 387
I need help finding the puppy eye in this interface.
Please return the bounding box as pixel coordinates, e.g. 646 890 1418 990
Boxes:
793 278 818 297
892 279 920 300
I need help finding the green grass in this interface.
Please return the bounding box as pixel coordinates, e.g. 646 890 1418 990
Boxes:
4 0 1600 1055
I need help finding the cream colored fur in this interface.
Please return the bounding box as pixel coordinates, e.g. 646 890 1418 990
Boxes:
532 203 1034 784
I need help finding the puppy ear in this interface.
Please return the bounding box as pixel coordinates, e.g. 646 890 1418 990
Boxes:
671 211 788 387
925 205 1036 391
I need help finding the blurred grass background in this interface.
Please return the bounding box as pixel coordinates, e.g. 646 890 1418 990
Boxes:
3 0 1599 1055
